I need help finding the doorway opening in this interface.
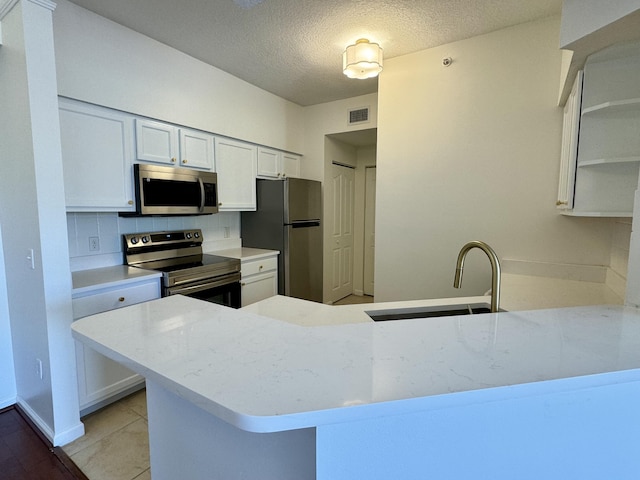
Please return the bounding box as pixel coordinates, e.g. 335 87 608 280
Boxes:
324 128 377 304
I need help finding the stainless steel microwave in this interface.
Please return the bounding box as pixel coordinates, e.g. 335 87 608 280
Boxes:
127 163 218 216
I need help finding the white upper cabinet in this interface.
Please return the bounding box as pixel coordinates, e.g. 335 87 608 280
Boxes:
281 152 301 178
135 119 214 170
257 147 300 179
557 71 583 212
135 119 178 165
59 98 136 212
214 137 257 211
180 128 215 170
568 42 640 217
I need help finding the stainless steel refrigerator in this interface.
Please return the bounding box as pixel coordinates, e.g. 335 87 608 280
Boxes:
241 178 323 302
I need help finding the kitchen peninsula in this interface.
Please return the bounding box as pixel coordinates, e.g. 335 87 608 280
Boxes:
71 295 640 479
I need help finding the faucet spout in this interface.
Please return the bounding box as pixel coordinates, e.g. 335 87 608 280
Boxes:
453 241 501 313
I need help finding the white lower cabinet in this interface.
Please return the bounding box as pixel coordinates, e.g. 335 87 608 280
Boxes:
241 255 278 306
72 279 160 415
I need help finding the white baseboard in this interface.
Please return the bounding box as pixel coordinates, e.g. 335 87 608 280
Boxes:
0 395 16 409
16 396 85 446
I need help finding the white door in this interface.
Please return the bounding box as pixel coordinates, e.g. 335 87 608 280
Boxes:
330 164 355 302
363 167 376 296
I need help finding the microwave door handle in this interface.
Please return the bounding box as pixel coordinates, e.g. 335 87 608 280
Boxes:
198 177 205 213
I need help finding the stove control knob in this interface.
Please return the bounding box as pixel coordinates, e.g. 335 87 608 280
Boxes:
186 232 192 239
130 237 138 245
141 236 149 243
194 232 200 238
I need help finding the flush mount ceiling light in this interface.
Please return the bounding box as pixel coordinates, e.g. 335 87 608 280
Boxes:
343 38 383 79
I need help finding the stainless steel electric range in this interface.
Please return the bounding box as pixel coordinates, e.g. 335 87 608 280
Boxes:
123 229 241 308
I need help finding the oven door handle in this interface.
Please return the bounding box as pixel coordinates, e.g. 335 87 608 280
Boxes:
167 273 241 296
198 177 205 213
168 269 240 287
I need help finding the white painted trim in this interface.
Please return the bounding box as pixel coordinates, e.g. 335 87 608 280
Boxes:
0 0 18 20
16 396 85 446
16 396 55 443
0 395 17 409
15 396 84 447
0 0 56 21
28 0 56 11
52 419 85 447
501 259 607 283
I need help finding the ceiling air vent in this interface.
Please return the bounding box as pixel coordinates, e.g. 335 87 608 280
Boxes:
348 107 370 125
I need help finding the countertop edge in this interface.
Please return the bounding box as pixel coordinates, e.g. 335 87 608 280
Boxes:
71 297 640 433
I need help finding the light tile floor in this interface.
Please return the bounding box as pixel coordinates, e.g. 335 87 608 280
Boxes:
63 294 373 479
63 389 150 480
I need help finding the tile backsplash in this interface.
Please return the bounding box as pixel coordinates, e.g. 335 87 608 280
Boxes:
67 212 241 271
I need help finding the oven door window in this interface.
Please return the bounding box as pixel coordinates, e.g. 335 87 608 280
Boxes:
166 278 241 308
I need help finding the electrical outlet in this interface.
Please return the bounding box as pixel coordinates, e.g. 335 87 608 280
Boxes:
26 248 35 269
36 358 43 380
89 236 100 251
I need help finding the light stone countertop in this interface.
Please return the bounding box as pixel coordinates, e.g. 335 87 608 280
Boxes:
71 265 162 296
242 294 492 326
208 247 279 261
72 294 640 434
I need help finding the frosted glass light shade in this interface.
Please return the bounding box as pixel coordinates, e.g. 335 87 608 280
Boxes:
342 38 383 79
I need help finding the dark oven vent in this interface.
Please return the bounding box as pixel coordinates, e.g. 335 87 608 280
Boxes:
348 107 370 125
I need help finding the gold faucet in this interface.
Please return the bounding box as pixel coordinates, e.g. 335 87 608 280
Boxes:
453 241 501 313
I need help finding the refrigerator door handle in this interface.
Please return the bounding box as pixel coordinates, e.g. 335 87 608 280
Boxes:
290 220 321 228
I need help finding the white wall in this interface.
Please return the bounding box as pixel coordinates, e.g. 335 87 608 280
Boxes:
302 94 378 182
560 0 640 48
375 16 614 302
0 224 17 408
52 0 304 154
0 0 82 444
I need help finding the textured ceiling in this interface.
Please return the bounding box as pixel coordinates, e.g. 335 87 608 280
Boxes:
65 0 562 106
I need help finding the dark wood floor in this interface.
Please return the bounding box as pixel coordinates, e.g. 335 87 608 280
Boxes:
0 405 88 480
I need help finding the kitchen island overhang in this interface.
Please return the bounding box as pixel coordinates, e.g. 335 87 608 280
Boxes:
71 295 640 479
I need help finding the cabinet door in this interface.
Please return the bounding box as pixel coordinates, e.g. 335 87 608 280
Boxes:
281 153 301 178
135 118 179 165
179 128 215 170
257 147 280 178
557 70 582 211
59 99 135 212
214 137 257 211
73 279 160 414
241 271 278 306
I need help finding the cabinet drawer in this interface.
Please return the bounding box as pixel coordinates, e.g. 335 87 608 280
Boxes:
242 257 278 278
73 280 160 319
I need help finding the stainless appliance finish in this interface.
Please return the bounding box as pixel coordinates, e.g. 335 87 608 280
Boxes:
125 164 218 216
123 229 241 308
241 178 323 303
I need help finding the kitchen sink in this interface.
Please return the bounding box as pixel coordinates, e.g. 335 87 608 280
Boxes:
366 302 503 322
